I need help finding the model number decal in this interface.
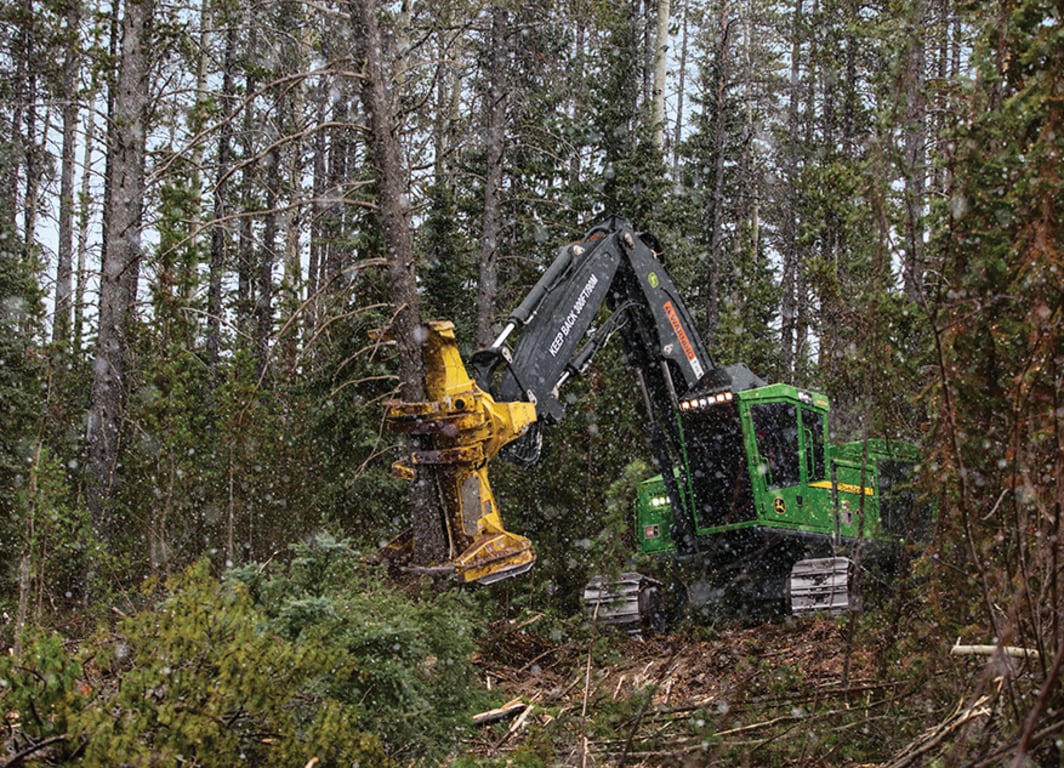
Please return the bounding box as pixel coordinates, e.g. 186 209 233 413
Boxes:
549 274 599 357
809 480 874 496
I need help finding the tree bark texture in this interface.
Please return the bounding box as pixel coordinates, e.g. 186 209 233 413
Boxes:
651 0 670 149
255 144 279 378
779 0 803 374
236 20 258 338
86 0 154 536
671 0 690 176
352 0 448 565
52 0 80 347
901 0 928 300
704 0 732 343
475 6 508 349
207 18 236 372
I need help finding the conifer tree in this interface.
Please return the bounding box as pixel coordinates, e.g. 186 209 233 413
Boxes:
930 0 1063 758
353 0 448 564
86 0 155 544
0 137 49 629
0 146 42 485
474 5 509 348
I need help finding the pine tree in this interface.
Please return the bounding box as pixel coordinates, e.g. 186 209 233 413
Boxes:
930 0 1063 759
85 0 155 545
353 0 448 565
0 136 49 632
0 147 43 516
673 0 783 373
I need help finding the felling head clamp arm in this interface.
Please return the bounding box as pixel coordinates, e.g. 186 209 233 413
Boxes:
380 321 537 585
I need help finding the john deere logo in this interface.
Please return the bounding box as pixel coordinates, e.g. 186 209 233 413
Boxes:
773 497 786 515
648 272 660 289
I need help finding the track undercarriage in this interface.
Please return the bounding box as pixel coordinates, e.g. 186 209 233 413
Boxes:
584 530 891 636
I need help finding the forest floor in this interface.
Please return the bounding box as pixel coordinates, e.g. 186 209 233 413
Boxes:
460 613 976 767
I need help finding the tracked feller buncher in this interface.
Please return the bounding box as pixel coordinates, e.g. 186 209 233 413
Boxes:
382 217 929 632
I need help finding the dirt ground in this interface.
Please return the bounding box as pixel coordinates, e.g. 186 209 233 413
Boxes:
462 615 922 766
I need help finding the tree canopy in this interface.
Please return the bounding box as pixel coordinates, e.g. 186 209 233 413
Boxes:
0 0 1061 762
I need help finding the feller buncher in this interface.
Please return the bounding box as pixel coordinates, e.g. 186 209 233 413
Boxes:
381 217 929 632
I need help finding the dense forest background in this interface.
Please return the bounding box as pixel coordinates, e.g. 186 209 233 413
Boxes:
0 0 1061 764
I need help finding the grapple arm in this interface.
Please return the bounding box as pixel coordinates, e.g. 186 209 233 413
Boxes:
382 321 537 585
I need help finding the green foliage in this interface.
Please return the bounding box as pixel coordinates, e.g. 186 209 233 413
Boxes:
13 446 92 627
784 149 930 439
922 0 1063 756
419 182 477 334
117 339 217 574
0 139 51 626
491 349 655 616
583 10 672 227
0 546 494 765
711 219 785 379
582 458 650 578
930 0 1063 607
296 297 409 540
673 12 785 377
75 560 385 767
233 533 488 762
0 630 84 752
0 139 45 510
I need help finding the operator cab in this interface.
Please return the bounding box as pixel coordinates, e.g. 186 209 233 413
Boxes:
635 378 834 554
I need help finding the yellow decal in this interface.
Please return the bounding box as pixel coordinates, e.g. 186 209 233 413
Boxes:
773 497 787 515
809 480 874 496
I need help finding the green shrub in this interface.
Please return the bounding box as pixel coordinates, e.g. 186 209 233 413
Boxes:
1 536 489 766
0 630 84 759
1 562 388 766
234 532 489 762
76 559 388 767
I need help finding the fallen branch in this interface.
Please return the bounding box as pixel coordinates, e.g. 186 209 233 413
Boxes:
579 636 595 768
472 698 528 727
950 643 1040 660
489 704 534 754
3 734 70 767
880 693 994 768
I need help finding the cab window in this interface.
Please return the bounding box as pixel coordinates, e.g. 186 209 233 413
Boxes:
801 407 827 482
750 402 800 490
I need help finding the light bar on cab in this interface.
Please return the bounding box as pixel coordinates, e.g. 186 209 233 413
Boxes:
679 390 734 411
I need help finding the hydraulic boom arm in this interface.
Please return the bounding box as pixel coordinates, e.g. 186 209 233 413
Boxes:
473 216 714 429
383 217 731 584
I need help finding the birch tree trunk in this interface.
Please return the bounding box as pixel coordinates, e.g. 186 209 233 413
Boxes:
52 0 80 347
86 0 154 537
207 18 236 372
651 0 670 149
352 0 448 564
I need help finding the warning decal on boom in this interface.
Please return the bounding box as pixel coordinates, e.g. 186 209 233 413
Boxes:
663 300 705 379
